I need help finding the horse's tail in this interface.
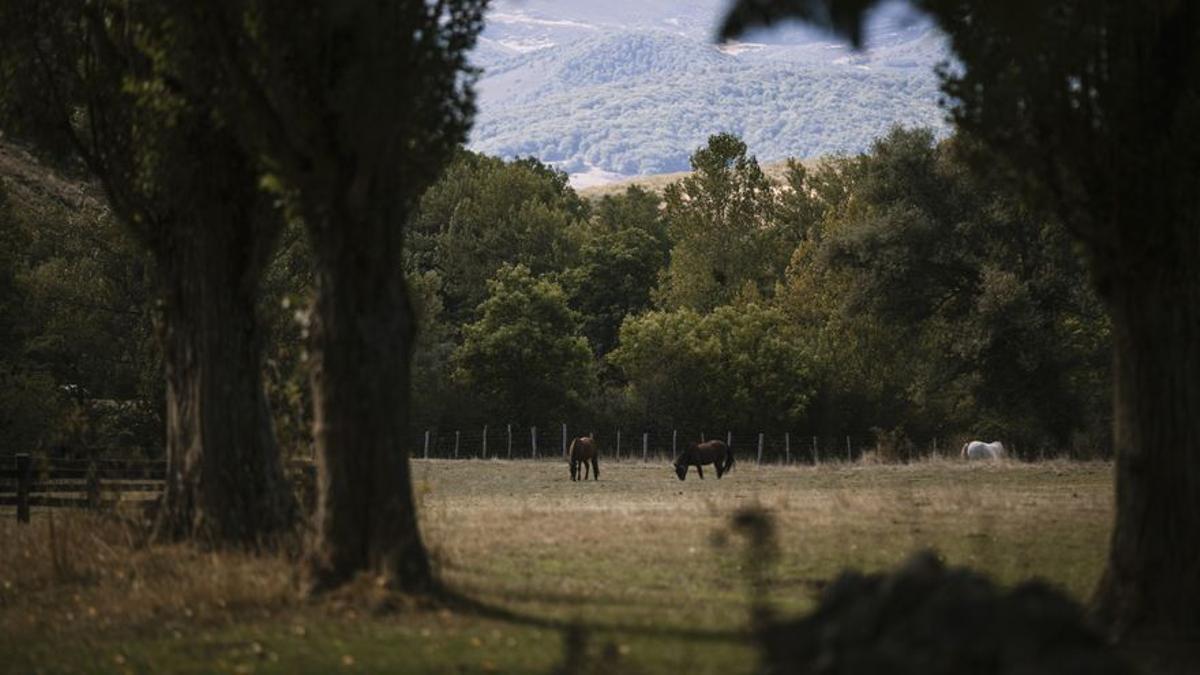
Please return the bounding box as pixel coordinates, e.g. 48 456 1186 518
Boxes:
567 437 577 461
723 444 736 474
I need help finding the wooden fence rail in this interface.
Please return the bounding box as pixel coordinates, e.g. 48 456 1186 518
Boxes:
1 454 315 525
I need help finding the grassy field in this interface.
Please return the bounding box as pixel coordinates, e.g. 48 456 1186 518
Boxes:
0 458 1114 674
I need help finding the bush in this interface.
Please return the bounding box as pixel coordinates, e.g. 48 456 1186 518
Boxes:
757 551 1129 675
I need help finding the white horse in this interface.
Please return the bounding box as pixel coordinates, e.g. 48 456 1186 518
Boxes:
961 440 1007 460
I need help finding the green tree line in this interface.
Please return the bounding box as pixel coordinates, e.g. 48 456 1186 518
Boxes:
2 127 1111 460
255 128 1110 453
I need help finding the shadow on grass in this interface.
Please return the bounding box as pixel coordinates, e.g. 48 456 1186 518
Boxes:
430 582 749 644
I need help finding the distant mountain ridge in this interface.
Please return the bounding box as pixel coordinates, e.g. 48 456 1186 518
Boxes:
468 1 951 187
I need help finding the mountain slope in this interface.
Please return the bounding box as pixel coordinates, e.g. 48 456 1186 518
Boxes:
468 1 950 185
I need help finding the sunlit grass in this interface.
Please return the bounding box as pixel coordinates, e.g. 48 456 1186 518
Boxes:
0 458 1113 673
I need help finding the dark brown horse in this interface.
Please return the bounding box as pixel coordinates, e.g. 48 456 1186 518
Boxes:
568 435 599 481
674 440 735 480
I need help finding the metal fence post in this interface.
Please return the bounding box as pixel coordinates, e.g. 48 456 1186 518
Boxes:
785 432 791 464
483 425 488 459
532 426 538 459
642 432 648 462
757 433 764 465
424 430 430 459
616 430 621 460
454 431 460 459
507 424 512 459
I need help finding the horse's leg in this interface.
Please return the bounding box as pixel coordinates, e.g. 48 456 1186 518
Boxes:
582 460 589 480
591 457 599 481
697 464 705 479
570 460 577 481
716 463 724 479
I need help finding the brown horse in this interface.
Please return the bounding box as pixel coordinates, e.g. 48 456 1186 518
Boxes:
568 435 599 481
674 440 735 480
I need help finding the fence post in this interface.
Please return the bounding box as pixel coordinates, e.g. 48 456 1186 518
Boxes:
642 432 648 462
454 431 460 459
16 454 31 524
562 423 568 457
785 432 791 464
726 431 732 448
616 430 621 460
757 433 764 465
507 424 512 459
846 436 852 462
532 426 538 459
672 430 677 457
483 425 488 459
424 430 430 459
812 436 819 464
86 457 101 509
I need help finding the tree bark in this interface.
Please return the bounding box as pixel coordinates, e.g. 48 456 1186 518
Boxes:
1093 259 1200 640
304 204 432 593
152 214 296 545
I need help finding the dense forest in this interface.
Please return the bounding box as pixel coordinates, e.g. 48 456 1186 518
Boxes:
0 126 1111 460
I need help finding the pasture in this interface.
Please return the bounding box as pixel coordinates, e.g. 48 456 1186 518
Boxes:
0 458 1114 673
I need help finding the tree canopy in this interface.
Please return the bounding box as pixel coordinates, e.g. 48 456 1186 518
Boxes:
454 264 596 425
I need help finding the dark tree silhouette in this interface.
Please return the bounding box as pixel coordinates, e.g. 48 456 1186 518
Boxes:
722 0 1200 642
157 1 487 592
0 1 296 544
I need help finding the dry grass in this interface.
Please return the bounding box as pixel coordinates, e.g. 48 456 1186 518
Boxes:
0 458 1114 673
575 158 816 200
0 510 297 636
419 457 1112 630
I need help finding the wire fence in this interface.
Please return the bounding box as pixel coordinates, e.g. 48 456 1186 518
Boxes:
405 425 1083 464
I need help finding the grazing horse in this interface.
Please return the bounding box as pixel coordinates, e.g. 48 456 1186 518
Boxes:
961 440 1007 461
674 440 735 480
568 435 599 481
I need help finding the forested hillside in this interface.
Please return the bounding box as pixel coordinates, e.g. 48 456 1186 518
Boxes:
469 0 949 184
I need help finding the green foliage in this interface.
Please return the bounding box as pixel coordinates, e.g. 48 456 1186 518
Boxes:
0 174 160 455
591 185 669 244
409 151 587 322
780 128 1110 449
408 270 461 429
453 265 595 425
562 186 670 357
659 133 783 310
610 303 813 430
258 221 315 458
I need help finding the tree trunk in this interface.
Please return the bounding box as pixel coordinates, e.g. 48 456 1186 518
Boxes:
153 217 296 545
1093 261 1200 640
304 208 432 593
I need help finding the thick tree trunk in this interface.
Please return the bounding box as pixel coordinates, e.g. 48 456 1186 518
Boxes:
1093 262 1200 640
153 219 296 545
304 210 432 593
